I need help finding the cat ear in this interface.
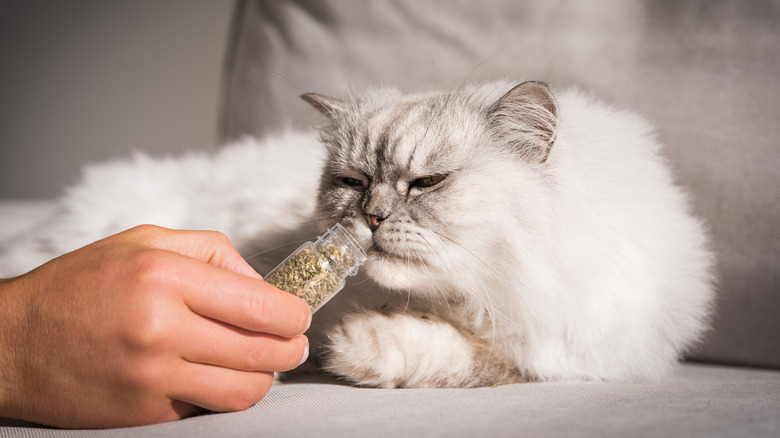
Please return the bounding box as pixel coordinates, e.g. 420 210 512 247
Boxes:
301 92 348 120
487 81 559 163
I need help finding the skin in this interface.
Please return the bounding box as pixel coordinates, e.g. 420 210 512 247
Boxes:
0 225 311 429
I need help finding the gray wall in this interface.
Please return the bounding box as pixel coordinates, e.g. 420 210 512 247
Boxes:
0 0 234 199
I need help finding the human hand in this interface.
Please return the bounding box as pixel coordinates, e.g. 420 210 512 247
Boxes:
0 225 311 428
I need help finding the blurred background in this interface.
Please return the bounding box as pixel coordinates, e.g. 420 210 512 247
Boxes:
0 0 234 199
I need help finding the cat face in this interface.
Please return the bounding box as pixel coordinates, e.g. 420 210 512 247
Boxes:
305 82 558 296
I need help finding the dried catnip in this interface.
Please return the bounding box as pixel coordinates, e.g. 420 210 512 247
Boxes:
264 223 367 313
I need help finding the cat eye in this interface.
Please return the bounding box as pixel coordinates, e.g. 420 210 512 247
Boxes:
340 176 365 188
411 174 447 189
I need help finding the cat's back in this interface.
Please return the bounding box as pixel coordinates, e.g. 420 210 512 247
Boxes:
548 88 687 212
0 130 324 277
543 87 715 373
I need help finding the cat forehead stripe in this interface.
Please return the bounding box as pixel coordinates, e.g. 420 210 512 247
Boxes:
363 101 432 180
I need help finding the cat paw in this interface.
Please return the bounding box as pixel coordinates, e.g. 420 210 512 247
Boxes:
322 310 481 388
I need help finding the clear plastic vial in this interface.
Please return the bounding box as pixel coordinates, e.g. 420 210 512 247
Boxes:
264 223 367 313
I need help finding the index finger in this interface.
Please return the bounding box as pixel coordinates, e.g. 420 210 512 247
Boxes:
129 225 263 280
172 254 311 338
126 225 312 336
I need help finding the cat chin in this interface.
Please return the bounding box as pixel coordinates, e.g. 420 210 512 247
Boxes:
364 252 440 292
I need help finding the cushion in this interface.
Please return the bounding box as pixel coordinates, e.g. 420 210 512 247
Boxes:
219 0 780 369
2 363 779 437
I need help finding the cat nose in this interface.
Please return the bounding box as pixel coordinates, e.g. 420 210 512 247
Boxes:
364 214 385 232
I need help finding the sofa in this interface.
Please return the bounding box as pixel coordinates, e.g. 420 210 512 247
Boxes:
1 1 778 436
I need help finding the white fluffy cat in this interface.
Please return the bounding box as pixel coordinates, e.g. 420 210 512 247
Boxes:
0 80 715 387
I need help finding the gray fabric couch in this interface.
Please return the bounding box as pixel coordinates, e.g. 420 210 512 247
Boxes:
2 0 778 436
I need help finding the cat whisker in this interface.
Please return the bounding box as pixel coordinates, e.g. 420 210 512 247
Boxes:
416 233 456 321
242 238 309 262
402 238 415 313
468 265 501 377
349 275 374 288
458 48 508 87
261 67 305 93
428 230 511 283
424 230 523 336
427 238 504 381
418 233 508 381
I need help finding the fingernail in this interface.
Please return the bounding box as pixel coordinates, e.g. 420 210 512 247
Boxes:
297 344 309 368
305 311 312 332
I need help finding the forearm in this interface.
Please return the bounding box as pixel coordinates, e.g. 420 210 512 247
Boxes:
0 275 28 421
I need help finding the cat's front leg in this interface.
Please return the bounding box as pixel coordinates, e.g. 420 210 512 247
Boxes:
322 309 521 388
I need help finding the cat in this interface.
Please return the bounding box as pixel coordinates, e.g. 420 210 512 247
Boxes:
0 80 715 388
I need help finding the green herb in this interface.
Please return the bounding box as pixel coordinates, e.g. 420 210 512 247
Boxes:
265 242 357 311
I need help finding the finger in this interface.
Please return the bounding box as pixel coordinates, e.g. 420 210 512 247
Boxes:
129 225 262 279
171 400 204 420
169 251 311 338
170 363 275 413
180 312 309 372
